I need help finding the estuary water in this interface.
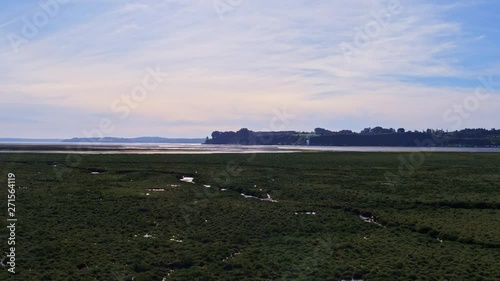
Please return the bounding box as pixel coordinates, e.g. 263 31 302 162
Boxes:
0 142 499 154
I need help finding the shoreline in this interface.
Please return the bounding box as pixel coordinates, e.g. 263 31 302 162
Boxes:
1 143 500 154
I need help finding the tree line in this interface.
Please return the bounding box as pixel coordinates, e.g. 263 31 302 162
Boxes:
205 127 500 147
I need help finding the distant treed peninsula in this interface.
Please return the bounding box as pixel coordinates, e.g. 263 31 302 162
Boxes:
205 127 500 147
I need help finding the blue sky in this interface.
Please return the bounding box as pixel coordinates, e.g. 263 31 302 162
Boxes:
0 0 499 138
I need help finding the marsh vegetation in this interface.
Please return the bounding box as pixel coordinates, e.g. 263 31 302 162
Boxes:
0 152 498 280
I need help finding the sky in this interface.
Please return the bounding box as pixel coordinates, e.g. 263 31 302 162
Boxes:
0 0 499 138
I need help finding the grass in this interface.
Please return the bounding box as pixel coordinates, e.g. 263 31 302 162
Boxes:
0 152 499 280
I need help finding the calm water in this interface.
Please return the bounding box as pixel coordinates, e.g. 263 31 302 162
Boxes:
0 142 499 154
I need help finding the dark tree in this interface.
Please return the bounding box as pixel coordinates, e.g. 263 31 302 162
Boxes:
314 128 330 135
360 128 371 134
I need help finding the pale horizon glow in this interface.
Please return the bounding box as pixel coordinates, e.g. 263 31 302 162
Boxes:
0 0 499 138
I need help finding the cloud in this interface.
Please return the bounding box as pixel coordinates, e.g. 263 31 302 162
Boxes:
114 23 140 34
119 3 149 12
0 0 498 137
473 35 486 41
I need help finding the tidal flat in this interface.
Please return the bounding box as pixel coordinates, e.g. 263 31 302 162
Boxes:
0 152 499 280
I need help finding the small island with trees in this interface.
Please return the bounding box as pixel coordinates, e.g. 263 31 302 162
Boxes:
205 127 500 147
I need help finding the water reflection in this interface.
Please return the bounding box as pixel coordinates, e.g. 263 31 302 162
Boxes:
0 142 499 154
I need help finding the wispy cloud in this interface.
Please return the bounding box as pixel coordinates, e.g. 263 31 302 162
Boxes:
0 0 499 137
117 3 150 13
114 23 140 34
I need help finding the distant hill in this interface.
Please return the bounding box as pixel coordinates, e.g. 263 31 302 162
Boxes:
62 137 204 144
0 138 64 143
